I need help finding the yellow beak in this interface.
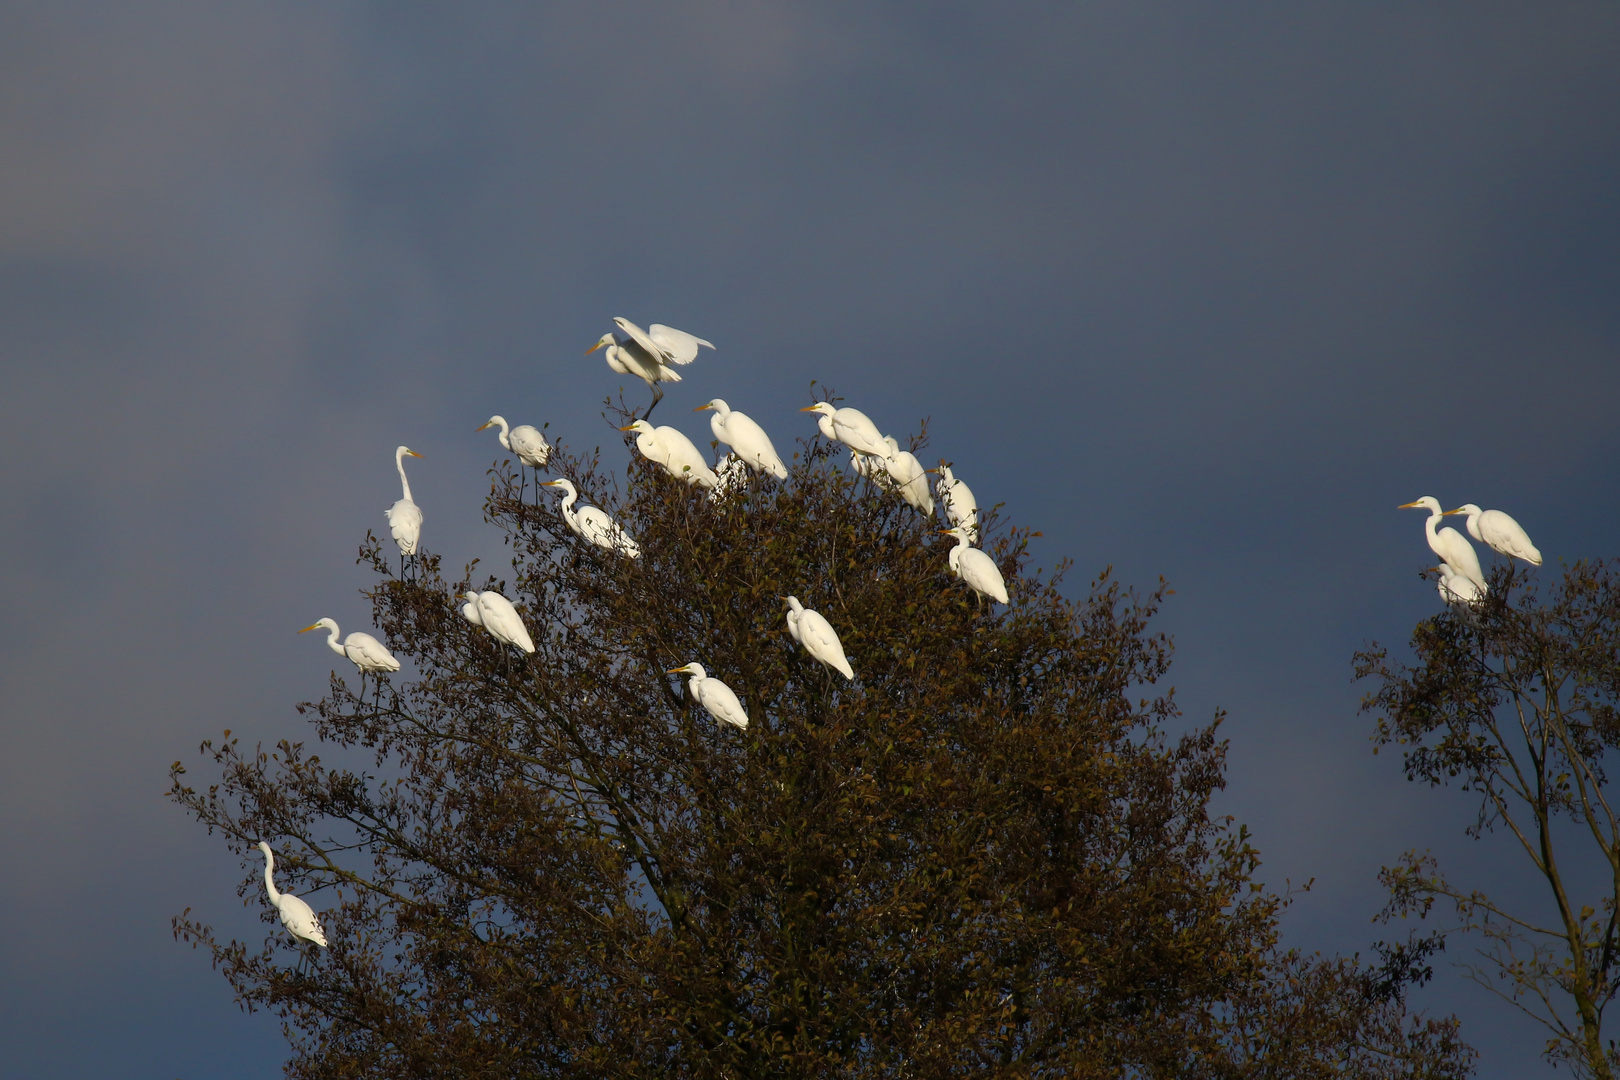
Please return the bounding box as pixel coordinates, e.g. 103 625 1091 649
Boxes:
297 624 320 634
693 404 713 411
475 422 493 432
1396 501 1424 509
586 340 606 354
618 424 638 432
406 450 423 458
1442 507 1467 515
798 405 819 412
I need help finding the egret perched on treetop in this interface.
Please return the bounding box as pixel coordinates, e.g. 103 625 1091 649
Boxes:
385 446 424 578
667 663 749 730
800 402 889 458
709 454 749 503
881 438 934 515
257 842 328 950
542 478 641 558
299 618 400 674
1399 497 1486 592
476 416 550 501
459 590 535 654
695 399 787 479
1445 504 1542 566
1429 563 1484 609
940 526 1009 606
931 465 978 540
783 596 854 680
587 317 713 417
620 419 718 489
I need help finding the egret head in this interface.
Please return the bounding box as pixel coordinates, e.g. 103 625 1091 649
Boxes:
476 416 506 433
396 446 423 460
940 526 972 543
694 399 728 414
782 595 804 612
541 478 577 496
800 402 836 418
586 332 615 354
1445 503 1483 517
257 840 273 858
298 618 339 635
1397 496 1442 513
666 662 708 679
619 420 655 435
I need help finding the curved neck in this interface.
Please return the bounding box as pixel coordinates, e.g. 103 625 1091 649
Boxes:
325 625 345 657
1424 508 1442 545
558 487 579 517
261 848 281 904
493 419 511 450
396 449 414 502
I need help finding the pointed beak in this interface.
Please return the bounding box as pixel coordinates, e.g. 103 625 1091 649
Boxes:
406 450 423 458
1443 508 1466 515
693 404 712 411
541 480 561 487
297 624 320 633
665 667 685 675
1396 501 1423 509
618 424 637 432
475 422 492 432
799 405 819 412
586 340 606 354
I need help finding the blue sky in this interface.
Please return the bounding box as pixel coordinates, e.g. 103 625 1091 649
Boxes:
1 5 1617 1076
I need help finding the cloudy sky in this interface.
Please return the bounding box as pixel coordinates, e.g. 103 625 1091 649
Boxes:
1 4 1616 1077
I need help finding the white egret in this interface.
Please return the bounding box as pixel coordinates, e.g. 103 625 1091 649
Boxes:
1399 497 1486 592
257 841 328 950
476 416 551 502
931 465 978 540
800 402 889 458
542 479 641 558
881 438 934 515
1445 504 1542 566
299 618 400 674
940 526 1009 606
620 419 718 489
695 399 787 479
850 448 890 484
783 596 854 680
587 317 713 417
666 662 749 730
709 454 750 502
1429 563 1484 608
385 446 424 578
459 590 535 654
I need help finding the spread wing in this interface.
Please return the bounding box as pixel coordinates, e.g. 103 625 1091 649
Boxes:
648 323 714 366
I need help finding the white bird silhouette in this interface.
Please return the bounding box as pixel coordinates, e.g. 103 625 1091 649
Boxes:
800 402 889 458
1399 497 1486 592
587 317 713 416
881 438 934 515
385 446 424 577
542 479 640 558
476 416 550 500
667 663 750 730
1446 503 1542 566
783 596 854 680
940 526 1009 606
1430 562 1484 609
459 590 535 654
257 841 328 949
299 618 400 674
695 399 787 479
621 419 718 489
932 465 978 539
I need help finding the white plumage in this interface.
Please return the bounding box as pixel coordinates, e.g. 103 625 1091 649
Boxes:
621 419 719 489
1399 497 1486 592
257 841 328 948
587 317 713 415
667 662 749 730
1447 503 1542 566
783 596 854 680
881 438 934 515
800 402 890 458
299 618 400 673
542 479 641 558
476 415 550 469
933 465 978 540
709 454 750 502
941 526 1009 605
460 590 535 654
385 446 424 560
696 399 787 479
1432 562 1484 608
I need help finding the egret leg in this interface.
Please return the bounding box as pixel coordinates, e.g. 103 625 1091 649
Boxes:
644 383 664 419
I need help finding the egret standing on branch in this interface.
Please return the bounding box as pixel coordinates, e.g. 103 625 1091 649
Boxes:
299 618 400 675
940 526 1009 606
783 596 854 680
696 399 787 479
386 446 424 579
459 591 536 655
257 842 328 956
1399 497 1486 592
667 662 750 730
542 479 641 558
476 416 551 503
931 464 978 540
1446 503 1543 566
882 438 934 515
801 402 889 458
587 317 713 417
620 420 719 489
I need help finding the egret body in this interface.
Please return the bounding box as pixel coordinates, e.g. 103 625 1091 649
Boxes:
1446 504 1542 566
783 596 854 680
385 446 424 576
257 841 328 949
1399 497 1486 592
620 419 718 489
695 399 787 479
933 465 978 539
667 662 749 730
477 416 550 500
460 591 535 654
941 526 1009 605
542 479 640 558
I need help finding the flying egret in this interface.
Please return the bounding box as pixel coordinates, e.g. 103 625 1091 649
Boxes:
476 416 551 502
940 526 1009 606
587 317 713 417
931 465 978 539
695 399 787 479
1399 497 1486 592
257 842 328 952
783 596 854 680
709 453 750 502
881 438 934 515
459 590 535 654
1445 504 1542 566
620 419 718 489
800 402 889 458
385 446 424 578
542 479 641 558
299 618 400 674
667 662 749 730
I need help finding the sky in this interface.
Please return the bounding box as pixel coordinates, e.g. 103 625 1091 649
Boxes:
1 4 1617 1076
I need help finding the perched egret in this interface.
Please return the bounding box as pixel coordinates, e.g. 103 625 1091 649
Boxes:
940 526 1009 606
620 419 718 489
931 465 978 539
459 590 535 654
587 317 713 417
476 416 551 502
1429 563 1484 608
299 618 400 674
1445 504 1542 566
709 454 750 502
881 438 934 515
850 448 890 484
385 446 424 577
800 402 889 458
257 841 328 950
695 399 787 479
783 596 854 680
1399 497 1486 592
667 662 749 730
542 479 641 558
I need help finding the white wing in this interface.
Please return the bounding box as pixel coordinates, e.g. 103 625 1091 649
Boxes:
507 425 551 468
386 499 422 554
655 426 719 488
884 450 933 514
799 608 853 680
941 476 978 535
647 323 714 366
1433 527 1486 591
276 891 328 947
477 592 535 654
344 632 400 672
578 507 641 558
697 676 749 730
1479 509 1542 565
720 410 787 479
957 548 1009 605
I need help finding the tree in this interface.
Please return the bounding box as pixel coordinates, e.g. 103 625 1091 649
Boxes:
1359 559 1620 1078
174 407 1471 1078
